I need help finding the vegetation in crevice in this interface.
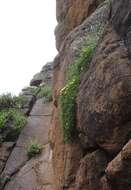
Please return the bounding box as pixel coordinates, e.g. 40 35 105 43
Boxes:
0 109 27 134
26 140 43 158
60 33 103 143
60 77 80 142
0 93 27 140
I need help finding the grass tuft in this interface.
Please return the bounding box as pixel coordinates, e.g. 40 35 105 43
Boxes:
27 140 42 158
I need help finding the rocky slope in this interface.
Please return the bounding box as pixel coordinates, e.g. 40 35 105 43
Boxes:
0 62 54 190
51 0 131 189
1 0 131 190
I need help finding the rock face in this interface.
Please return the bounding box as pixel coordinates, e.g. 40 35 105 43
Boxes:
1 101 53 190
111 0 131 56
30 62 53 86
55 0 104 50
1 0 131 189
75 150 108 190
103 140 131 190
51 0 131 189
77 25 131 155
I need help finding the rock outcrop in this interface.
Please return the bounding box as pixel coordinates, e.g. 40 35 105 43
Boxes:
51 0 131 189
1 0 131 189
0 62 54 190
55 0 105 50
30 62 53 87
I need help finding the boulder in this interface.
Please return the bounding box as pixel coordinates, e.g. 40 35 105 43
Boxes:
77 25 131 155
101 140 131 190
75 150 108 190
30 62 53 87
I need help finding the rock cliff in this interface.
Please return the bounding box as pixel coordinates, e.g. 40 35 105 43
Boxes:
51 0 131 189
1 1 131 190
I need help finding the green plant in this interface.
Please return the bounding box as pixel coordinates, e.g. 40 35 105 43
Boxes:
0 93 28 109
60 77 80 142
14 95 28 108
37 85 52 101
0 109 27 133
11 110 27 133
60 36 98 143
0 110 12 129
14 95 27 108
23 86 40 96
27 140 42 158
0 93 15 108
67 38 96 81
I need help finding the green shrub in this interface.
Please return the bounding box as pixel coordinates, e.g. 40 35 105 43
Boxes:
67 39 96 81
27 140 42 158
0 111 10 129
0 109 27 133
60 36 97 143
0 93 15 108
37 85 52 101
11 110 27 133
14 95 28 108
0 93 28 109
60 77 80 142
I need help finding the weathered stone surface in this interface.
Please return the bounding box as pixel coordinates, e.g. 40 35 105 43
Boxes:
1 99 53 189
4 145 53 190
75 150 108 190
52 0 131 189
21 95 36 115
77 25 131 155
101 140 131 190
111 0 131 56
51 2 110 190
55 0 105 50
50 106 82 189
30 62 53 87
0 142 14 174
30 73 44 86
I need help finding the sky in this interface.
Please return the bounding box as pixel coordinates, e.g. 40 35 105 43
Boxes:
0 0 57 95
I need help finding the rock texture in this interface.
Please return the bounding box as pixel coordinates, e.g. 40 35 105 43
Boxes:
51 1 110 190
1 100 53 190
1 0 131 189
30 62 53 87
75 150 108 190
55 0 104 50
105 140 131 190
77 25 131 155
51 0 131 189
0 62 54 190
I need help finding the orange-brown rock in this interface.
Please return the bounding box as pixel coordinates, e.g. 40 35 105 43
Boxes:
55 0 104 50
52 0 131 189
51 2 110 189
75 150 108 190
101 140 131 190
77 25 131 155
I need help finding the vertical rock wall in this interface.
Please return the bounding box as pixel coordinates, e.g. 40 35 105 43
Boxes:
52 0 131 189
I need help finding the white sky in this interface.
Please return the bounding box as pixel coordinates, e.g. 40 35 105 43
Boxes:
0 0 57 95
